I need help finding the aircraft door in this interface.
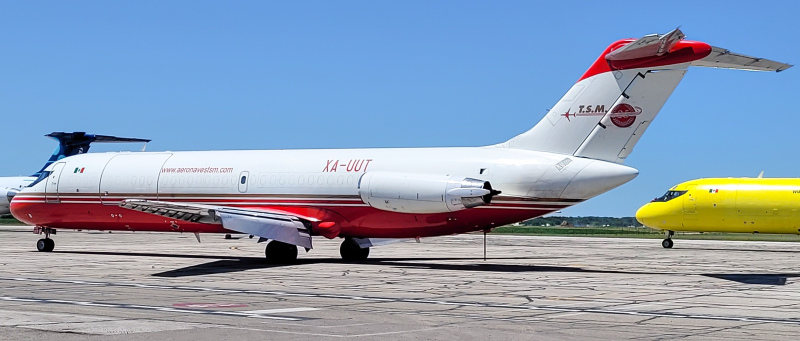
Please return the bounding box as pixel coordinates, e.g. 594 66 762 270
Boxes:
99 153 173 205
683 185 697 221
44 162 66 203
238 171 249 193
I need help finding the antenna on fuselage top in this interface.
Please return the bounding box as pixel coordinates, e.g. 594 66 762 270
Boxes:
141 142 148 152
757 171 764 178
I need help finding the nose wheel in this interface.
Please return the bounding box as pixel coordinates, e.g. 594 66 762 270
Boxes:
661 230 675 249
34 227 56 252
36 238 55 252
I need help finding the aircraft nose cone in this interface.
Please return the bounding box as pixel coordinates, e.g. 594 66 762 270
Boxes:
635 202 675 229
9 196 37 226
635 204 654 227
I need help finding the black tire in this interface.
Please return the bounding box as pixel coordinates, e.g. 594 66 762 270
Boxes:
37 239 54 252
264 241 298 263
36 239 47 252
662 239 674 249
340 238 370 261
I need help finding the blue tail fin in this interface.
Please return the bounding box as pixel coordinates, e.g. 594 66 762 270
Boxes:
32 132 151 177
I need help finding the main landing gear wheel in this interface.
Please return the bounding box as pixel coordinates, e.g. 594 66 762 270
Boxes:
340 238 369 261
264 240 298 263
36 238 55 252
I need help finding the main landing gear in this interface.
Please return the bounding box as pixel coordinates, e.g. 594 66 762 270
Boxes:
262 237 371 263
662 230 675 249
34 227 56 252
340 238 369 261
264 240 298 263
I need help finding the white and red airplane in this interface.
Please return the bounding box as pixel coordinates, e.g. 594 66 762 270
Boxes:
10 29 791 262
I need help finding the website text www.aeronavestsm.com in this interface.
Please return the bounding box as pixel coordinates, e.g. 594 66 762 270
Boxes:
160 167 234 174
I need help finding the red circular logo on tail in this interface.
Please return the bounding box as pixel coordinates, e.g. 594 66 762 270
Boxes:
609 103 642 128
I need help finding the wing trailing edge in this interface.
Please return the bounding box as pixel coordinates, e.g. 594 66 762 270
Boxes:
119 199 313 249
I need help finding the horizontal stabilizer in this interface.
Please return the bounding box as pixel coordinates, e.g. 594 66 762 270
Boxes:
691 46 792 72
33 132 152 177
46 132 151 145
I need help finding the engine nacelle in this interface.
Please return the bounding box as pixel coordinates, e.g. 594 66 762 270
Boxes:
358 172 500 214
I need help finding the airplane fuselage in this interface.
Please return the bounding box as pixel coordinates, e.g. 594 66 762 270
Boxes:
11 147 637 238
637 178 800 234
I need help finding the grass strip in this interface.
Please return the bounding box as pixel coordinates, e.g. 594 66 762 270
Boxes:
492 226 800 242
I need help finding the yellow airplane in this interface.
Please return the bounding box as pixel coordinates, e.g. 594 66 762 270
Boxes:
636 177 800 248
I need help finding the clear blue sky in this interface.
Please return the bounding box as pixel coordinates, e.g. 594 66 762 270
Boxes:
1 1 797 217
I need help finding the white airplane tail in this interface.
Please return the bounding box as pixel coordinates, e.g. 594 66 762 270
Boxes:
500 29 790 163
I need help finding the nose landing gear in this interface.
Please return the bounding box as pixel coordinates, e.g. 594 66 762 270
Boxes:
662 230 675 249
34 226 56 252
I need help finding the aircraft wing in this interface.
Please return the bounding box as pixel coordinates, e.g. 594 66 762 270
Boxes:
119 200 313 249
691 46 792 72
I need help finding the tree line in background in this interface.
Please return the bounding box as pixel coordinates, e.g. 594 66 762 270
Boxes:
520 216 643 228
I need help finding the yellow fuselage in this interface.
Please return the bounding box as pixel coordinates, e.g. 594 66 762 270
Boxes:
636 178 800 234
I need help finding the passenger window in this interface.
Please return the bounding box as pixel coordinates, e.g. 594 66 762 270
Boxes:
240 176 247 184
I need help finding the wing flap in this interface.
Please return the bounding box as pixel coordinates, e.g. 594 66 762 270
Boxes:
218 212 311 249
119 199 313 249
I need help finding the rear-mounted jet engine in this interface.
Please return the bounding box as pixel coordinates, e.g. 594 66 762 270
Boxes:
357 172 500 214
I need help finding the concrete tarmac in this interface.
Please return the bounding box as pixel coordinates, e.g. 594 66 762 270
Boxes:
2 225 800 340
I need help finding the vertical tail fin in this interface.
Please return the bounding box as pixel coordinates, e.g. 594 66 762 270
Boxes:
502 29 790 163
32 132 151 177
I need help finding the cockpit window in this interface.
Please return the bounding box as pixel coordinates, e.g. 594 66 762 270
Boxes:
29 171 51 187
652 190 687 202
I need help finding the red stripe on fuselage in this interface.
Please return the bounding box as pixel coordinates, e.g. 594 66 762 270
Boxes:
11 199 564 239
12 193 576 209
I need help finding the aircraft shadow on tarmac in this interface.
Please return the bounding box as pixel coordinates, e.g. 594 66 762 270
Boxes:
149 258 619 278
53 250 800 285
702 274 796 285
